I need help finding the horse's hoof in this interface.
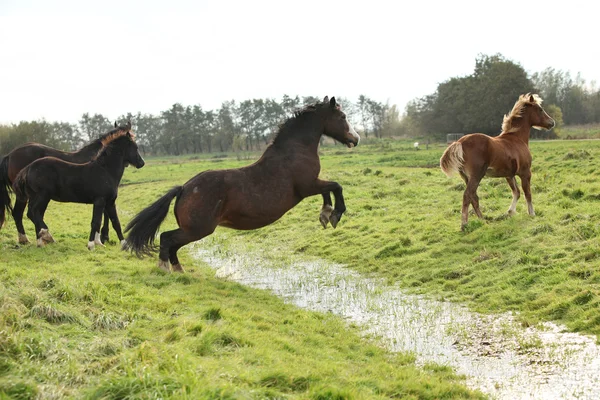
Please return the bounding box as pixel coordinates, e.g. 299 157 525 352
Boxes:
87 241 95 251
158 260 171 273
120 240 127 250
171 263 185 273
507 210 517 216
39 229 54 244
37 237 45 247
319 214 329 229
101 235 110 244
320 205 333 229
18 234 30 245
93 232 104 247
330 212 341 229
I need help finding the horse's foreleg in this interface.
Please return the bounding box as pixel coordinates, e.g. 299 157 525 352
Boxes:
100 210 111 244
88 200 106 250
12 198 29 244
104 202 125 247
506 177 520 215
319 192 333 228
315 180 345 229
520 173 535 216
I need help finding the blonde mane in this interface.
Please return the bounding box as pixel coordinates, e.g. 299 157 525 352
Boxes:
94 125 135 160
501 93 543 133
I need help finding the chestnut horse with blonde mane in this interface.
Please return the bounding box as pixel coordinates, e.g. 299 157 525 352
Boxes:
124 96 360 273
440 94 555 230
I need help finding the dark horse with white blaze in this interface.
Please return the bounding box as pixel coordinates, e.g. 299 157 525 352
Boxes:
440 94 555 230
124 96 360 273
0 122 132 244
12 122 145 249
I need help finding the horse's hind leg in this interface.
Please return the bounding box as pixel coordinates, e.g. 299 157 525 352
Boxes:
520 172 535 216
100 210 111 244
27 196 52 247
12 198 29 244
462 173 484 230
158 226 216 273
87 200 106 250
506 177 520 215
104 202 125 247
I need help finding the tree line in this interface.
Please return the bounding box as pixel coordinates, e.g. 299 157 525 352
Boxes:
402 54 600 139
0 95 401 156
3 54 600 155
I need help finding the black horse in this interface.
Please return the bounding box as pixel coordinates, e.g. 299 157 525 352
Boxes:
0 122 130 244
124 96 359 272
13 122 145 249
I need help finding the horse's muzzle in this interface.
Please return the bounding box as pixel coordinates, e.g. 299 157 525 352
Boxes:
136 158 146 168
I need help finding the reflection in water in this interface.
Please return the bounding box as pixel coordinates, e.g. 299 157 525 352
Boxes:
194 243 600 400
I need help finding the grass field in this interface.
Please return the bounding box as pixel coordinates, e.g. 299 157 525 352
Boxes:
1 137 599 398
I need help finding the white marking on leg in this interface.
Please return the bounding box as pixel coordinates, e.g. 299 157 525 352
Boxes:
120 239 127 249
528 201 535 216
94 232 104 247
158 259 171 273
508 192 518 215
88 241 95 251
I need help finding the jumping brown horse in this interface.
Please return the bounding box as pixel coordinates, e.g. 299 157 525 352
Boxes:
12 123 145 249
124 96 360 273
0 122 127 244
440 94 555 230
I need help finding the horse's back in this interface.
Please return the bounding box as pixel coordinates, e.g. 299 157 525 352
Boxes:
7 144 72 182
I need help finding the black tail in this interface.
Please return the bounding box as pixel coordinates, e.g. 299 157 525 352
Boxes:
124 186 183 257
0 156 13 228
12 169 28 203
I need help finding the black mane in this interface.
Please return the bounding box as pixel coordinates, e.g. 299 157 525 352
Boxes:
270 104 322 146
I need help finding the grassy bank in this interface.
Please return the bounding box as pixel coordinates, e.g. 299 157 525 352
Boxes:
170 139 600 338
0 147 486 398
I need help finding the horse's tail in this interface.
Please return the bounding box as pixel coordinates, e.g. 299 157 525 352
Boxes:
0 156 13 228
123 186 184 257
12 168 29 203
440 141 464 177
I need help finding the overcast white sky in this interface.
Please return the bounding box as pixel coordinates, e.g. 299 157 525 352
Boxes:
0 0 598 124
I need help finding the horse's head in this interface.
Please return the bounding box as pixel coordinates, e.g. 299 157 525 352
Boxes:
121 121 145 169
525 94 555 131
320 96 360 148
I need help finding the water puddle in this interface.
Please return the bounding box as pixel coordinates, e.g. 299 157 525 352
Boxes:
193 240 600 400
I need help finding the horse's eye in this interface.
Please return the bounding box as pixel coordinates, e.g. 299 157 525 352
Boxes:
341 115 346 120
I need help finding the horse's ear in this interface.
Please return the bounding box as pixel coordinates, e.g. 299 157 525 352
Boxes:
529 94 535 103
330 97 336 108
323 96 329 104
114 121 118 128
126 120 132 130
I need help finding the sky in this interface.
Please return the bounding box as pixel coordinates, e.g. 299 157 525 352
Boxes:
1 0 598 124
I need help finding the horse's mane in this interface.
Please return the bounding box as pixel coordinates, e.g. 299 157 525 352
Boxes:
501 93 543 133
270 100 341 145
93 125 135 160
270 104 319 145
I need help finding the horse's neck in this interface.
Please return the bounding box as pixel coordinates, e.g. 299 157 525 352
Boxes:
74 141 103 162
506 115 531 145
96 147 126 181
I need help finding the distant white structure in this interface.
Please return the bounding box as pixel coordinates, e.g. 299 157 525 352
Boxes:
414 142 420 150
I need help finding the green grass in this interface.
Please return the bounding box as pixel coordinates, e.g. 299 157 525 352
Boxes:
2 137 600 398
149 138 600 338
0 142 489 398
